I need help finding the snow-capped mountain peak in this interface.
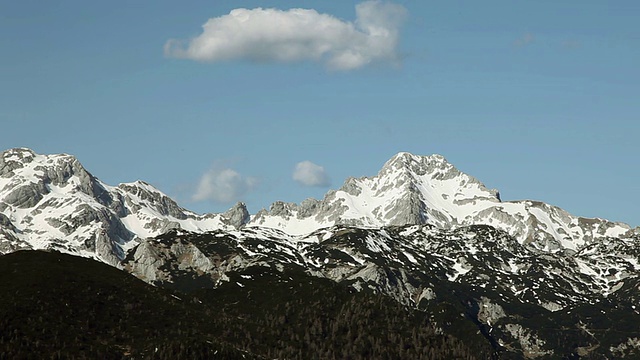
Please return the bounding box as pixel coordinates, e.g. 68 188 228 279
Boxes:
0 148 634 264
1 148 105 206
374 152 501 221
251 152 501 233
0 148 243 265
380 152 452 176
250 151 631 250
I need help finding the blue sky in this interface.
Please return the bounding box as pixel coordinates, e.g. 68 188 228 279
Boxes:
1 1 638 226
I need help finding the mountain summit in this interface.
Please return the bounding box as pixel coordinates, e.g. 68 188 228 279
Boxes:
0 148 245 265
250 151 631 251
250 152 502 232
0 148 634 264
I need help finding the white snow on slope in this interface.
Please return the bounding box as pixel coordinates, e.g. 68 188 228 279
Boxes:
0 148 634 267
247 152 632 250
0 148 235 264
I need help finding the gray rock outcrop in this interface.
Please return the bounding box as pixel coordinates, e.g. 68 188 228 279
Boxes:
222 202 250 228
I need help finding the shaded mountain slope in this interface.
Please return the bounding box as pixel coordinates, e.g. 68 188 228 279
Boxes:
123 226 640 358
0 250 257 359
0 250 490 359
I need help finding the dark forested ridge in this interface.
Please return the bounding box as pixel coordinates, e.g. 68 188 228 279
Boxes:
0 250 492 359
0 250 251 359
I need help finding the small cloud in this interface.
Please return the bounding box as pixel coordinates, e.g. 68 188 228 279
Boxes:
192 166 257 204
293 161 331 187
513 32 534 47
164 1 407 71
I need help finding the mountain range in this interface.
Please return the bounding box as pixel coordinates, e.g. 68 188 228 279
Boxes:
1 147 640 358
1 148 635 264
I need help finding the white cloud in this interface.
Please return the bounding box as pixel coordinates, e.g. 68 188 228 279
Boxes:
164 1 407 70
293 161 331 187
514 32 535 47
192 167 257 204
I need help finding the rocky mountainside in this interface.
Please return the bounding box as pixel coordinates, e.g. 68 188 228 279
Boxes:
250 152 633 251
0 250 493 359
0 148 248 266
1 148 634 263
2 147 640 358
122 225 640 358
